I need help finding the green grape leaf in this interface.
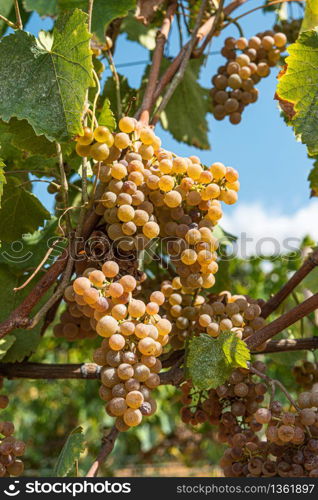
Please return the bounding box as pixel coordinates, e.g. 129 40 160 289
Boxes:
54 426 86 477
0 159 6 208
0 119 56 157
0 176 51 242
0 218 62 272
0 335 16 360
59 0 136 42
121 13 157 50
0 264 54 362
186 334 232 390
221 332 250 369
160 58 210 150
98 98 116 131
91 0 136 41
301 0 318 32
0 9 94 143
308 157 318 196
276 29 318 156
23 0 58 16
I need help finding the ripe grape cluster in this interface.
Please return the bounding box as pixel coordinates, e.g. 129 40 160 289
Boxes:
292 361 318 390
180 361 318 477
210 31 287 124
180 361 267 429
68 261 172 430
223 386 318 477
274 19 301 43
159 281 266 350
75 117 239 289
0 379 26 477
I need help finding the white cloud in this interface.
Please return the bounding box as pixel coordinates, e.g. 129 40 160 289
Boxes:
221 200 318 257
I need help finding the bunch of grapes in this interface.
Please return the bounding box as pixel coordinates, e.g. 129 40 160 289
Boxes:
274 19 302 43
70 261 172 430
160 281 266 350
0 380 26 477
292 361 318 390
75 117 239 289
180 361 267 429
210 31 287 124
220 382 318 477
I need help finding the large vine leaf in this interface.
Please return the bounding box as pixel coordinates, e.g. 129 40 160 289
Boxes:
59 0 136 42
186 334 232 390
186 333 250 390
0 9 94 143
0 159 6 208
301 0 318 32
54 426 86 477
0 265 53 362
0 176 51 242
276 29 318 156
23 0 58 17
160 58 210 150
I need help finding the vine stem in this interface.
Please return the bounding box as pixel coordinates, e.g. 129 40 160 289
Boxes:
246 293 318 350
0 14 17 29
224 0 304 28
137 0 177 125
91 69 101 129
261 248 318 319
13 240 59 292
26 238 75 330
87 0 94 33
56 143 72 235
14 0 23 30
150 0 247 106
151 0 209 125
86 427 119 477
250 366 300 411
192 0 225 59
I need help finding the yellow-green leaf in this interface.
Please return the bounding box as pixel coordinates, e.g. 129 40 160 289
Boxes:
276 29 318 156
54 426 86 477
0 9 94 142
301 0 318 32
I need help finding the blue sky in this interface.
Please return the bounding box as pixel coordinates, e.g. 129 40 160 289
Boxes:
21 2 318 253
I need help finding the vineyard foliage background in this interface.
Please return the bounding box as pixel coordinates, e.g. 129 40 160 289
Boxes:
0 0 318 477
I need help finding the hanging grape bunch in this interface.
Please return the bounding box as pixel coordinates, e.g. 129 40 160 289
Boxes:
75 117 239 289
0 379 26 477
160 282 266 351
274 19 302 43
210 31 287 124
70 261 171 431
180 361 268 428
223 386 318 477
